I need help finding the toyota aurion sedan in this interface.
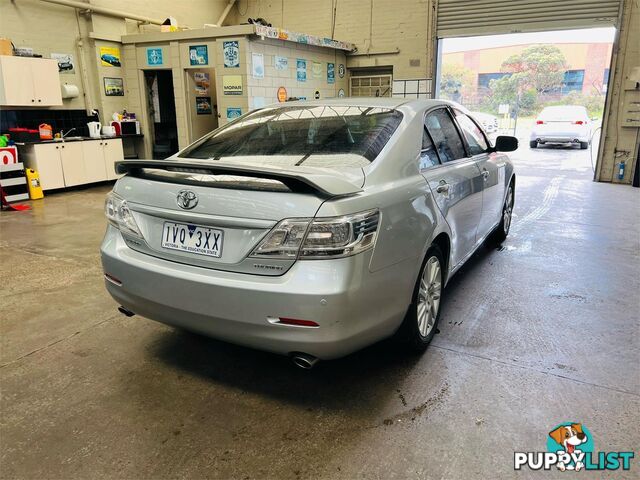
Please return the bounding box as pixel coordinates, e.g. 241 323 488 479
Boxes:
101 98 517 368
530 105 592 149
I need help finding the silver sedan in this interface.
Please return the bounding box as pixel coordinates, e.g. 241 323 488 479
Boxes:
101 98 517 368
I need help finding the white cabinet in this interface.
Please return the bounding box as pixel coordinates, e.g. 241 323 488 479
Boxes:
22 139 123 190
0 56 62 106
59 142 85 187
81 141 108 183
102 139 124 180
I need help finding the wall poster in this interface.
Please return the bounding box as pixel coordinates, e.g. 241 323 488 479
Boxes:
196 97 212 115
296 59 307 82
223 75 243 95
189 45 208 65
274 56 288 70
194 72 210 95
252 53 264 79
223 41 239 68
103 77 124 96
99 46 121 67
51 53 75 74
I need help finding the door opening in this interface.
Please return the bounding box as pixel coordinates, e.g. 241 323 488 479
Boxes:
144 70 179 159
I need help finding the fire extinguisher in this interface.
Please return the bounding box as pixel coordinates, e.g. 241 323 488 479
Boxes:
618 161 626 180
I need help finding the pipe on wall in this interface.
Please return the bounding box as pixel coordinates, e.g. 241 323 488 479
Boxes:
36 0 165 25
204 0 237 27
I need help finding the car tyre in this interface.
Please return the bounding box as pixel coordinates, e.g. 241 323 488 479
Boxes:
529 140 538 148
579 141 589 149
396 245 444 352
491 182 515 245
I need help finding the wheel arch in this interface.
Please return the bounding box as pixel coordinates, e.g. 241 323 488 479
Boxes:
431 232 451 285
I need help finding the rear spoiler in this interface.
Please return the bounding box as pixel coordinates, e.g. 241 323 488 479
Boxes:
114 159 363 198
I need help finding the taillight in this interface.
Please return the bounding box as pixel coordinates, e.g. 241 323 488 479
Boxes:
536 120 544 125
573 120 584 125
251 209 380 259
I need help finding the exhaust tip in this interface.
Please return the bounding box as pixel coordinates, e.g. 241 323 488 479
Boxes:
118 306 135 317
290 352 319 370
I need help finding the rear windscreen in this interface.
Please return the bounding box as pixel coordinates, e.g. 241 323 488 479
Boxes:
179 105 403 164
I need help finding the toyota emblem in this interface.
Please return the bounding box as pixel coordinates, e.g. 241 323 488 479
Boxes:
176 190 198 210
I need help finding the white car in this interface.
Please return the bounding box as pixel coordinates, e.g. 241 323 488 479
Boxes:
471 111 499 134
530 105 592 149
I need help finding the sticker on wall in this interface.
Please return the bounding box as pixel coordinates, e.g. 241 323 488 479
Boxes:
327 63 335 84
196 97 212 115
252 53 264 79
338 64 345 78
51 53 75 74
274 55 288 70
103 77 124 96
338 88 345 97
189 45 208 66
194 72 210 95
99 46 121 67
312 62 322 79
277 86 288 102
223 75 243 95
296 59 307 82
226 107 242 120
223 41 239 68
147 48 163 66
314 90 320 99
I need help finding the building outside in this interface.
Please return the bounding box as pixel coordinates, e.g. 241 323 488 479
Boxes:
442 41 613 108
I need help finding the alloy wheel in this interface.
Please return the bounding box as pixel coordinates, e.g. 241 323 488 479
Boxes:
503 186 514 235
417 256 442 337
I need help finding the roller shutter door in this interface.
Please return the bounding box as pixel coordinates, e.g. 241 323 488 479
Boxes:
436 0 622 38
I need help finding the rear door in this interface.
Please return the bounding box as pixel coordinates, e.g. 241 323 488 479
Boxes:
421 108 484 268
453 109 505 238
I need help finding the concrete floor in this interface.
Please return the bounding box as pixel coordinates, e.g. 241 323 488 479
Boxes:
1 144 639 479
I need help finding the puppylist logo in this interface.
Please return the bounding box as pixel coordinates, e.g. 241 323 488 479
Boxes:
514 422 634 472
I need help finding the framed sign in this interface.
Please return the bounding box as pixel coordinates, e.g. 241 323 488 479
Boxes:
147 48 163 66
296 59 306 82
274 56 288 70
189 45 208 66
223 41 239 68
196 97 212 115
223 75 243 95
327 63 335 84
103 77 124 96
226 107 242 120
99 47 121 67
277 86 287 102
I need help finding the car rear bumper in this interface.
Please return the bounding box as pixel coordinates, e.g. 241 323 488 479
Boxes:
100 226 413 359
530 130 589 143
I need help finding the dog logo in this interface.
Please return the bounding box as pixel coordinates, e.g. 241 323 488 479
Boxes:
515 422 634 472
176 190 198 210
548 423 588 471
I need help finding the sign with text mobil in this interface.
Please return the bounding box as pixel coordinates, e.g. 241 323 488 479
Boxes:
223 75 243 95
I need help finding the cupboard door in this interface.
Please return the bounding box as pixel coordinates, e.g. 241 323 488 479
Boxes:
31 59 62 105
0 56 36 106
32 144 65 190
81 141 107 183
59 142 86 187
103 139 124 181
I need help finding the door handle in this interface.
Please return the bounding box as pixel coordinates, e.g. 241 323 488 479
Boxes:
482 170 490 180
435 182 450 194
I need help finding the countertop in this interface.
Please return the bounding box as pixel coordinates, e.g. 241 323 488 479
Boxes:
14 134 143 146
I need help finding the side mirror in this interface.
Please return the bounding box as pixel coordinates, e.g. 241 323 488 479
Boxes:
494 135 518 152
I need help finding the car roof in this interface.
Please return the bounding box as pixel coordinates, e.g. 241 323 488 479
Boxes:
267 97 450 110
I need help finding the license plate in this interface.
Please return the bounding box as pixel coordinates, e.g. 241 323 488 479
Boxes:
161 222 223 258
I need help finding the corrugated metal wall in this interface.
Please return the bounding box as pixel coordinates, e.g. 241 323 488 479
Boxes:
436 0 622 38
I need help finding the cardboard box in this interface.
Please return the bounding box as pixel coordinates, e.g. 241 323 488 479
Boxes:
0 38 13 56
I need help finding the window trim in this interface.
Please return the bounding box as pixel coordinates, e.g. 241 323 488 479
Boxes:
451 108 491 157
423 107 470 165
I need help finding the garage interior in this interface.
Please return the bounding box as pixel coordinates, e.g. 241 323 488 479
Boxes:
1 1 639 479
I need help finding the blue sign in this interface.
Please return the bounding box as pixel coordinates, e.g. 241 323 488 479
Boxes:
327 62 335 84
296 58 307 82
147 48 163 66
189 45 208 66
226 107 242 121
223 41 239 68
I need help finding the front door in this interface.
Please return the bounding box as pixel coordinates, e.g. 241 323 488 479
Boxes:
453 109 505 238
422 108 484 268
